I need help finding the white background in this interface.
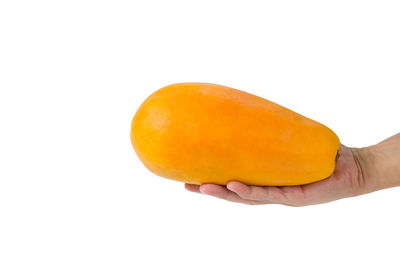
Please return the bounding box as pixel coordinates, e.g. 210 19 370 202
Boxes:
1 0 399 266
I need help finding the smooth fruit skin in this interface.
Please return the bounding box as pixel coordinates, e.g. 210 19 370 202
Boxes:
131 83 340 186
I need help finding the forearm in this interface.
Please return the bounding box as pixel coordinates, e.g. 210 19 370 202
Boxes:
356 133 400 192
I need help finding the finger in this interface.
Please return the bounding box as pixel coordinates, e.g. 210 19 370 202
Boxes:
199 184 258 205
184 183 201 193
227 181 276 203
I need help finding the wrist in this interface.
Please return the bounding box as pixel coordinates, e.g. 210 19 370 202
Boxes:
354 141 400 191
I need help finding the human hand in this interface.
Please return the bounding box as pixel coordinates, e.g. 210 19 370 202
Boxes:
185 134 400 206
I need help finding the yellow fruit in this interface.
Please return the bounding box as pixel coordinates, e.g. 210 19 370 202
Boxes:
131 83 340 186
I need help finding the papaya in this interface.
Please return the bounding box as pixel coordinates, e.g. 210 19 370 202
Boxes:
130 83 340 186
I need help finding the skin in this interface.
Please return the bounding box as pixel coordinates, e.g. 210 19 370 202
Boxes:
185 133 400 206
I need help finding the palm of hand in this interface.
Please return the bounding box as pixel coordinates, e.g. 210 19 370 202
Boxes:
185 145 366 206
